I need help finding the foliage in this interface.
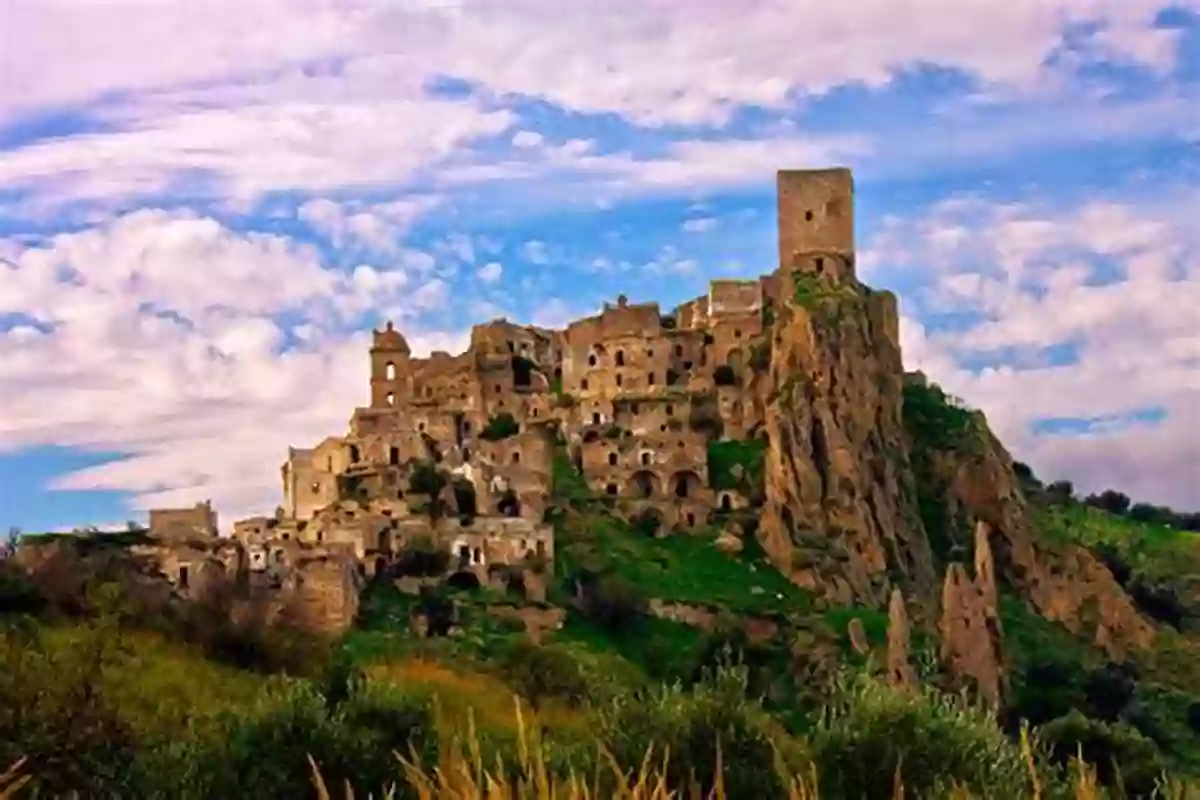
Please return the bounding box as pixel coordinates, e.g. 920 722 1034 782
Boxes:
707 438 766 493
1040 710 1169 796
810 672 1042 799
393 538 452 578
408 460 450 520
481 412 521 441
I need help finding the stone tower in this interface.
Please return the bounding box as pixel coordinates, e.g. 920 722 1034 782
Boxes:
370 321 412 409
777 168 855 281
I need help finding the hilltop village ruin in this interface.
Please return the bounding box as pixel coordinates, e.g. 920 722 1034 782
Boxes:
38 169 860 633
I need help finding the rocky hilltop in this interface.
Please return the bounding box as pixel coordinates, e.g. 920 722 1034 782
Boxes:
11 168 1190 723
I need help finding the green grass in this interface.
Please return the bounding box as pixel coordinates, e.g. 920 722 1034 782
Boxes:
1034 504 1200 582
556 514 812 616
707 438 766 492
555 612 706 682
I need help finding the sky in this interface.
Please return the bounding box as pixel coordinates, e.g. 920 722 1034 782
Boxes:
0 0 1198 533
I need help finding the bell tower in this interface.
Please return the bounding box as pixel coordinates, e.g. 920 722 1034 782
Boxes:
370 320 412 409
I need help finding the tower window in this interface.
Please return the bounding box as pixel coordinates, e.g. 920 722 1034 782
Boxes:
385 362 396 380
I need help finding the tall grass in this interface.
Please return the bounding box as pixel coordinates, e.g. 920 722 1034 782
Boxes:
308 698 1200 800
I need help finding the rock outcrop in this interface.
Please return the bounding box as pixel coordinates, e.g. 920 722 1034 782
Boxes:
924 420 1154 660
758 269 936 609
938 523 1004 707
887 588 918 690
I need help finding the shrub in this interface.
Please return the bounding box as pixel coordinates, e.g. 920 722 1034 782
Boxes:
181 681 434 800
810 672 1038 799
481 413 520 441
575 572 647 633
1039 710 1168 797
598 664 799 798
499 641 595 710
394 538 450 578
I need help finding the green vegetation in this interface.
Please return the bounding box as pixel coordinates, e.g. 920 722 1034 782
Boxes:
902 379 985 565
480 412 520 441
790 271 862 318
707 438 766 493
5 418 1200 796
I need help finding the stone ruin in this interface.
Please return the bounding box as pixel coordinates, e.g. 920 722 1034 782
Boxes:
45 168 869 637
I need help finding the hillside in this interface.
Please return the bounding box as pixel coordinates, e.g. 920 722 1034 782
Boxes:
3 168 1200 797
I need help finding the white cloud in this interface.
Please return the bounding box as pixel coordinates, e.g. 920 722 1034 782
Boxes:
9 0 1194 126
520 240 551 265
682 217 719 233
873 191 1200 509
477 261 503 283
0 101 513 206
0 210 466 523
512 131 544 148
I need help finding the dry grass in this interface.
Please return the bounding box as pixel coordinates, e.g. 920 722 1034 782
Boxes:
307 697 1200 800
1 760 30 800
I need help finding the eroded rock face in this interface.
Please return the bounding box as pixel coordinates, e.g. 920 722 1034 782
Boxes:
887 588 918 690
937 430 1154 660
758 274 936 608
938 525 1004 707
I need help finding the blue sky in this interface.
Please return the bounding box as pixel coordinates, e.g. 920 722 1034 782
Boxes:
0 0 1198 532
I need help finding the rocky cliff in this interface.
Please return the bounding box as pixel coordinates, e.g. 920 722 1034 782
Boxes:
758 269 937 610
756 264 1155 681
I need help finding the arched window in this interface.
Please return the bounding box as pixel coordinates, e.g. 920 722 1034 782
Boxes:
386 392 395 406
385 362 396 380
588 354 597 367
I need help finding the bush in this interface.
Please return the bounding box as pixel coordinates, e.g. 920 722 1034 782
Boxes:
393 538 450 578
499 641 595 710
179 681 434 800
598 664 799 798
810 672 1038 799
575 572 647 633
1040 710 1167 796
481 413 520 441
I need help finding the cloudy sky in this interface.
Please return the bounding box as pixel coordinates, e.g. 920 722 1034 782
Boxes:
0 0 1197 532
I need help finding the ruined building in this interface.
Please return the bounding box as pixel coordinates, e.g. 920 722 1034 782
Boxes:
248 169 856 588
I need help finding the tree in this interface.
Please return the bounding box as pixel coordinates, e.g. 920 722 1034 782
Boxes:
1045 480 1075 506
1084 490 1131 515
